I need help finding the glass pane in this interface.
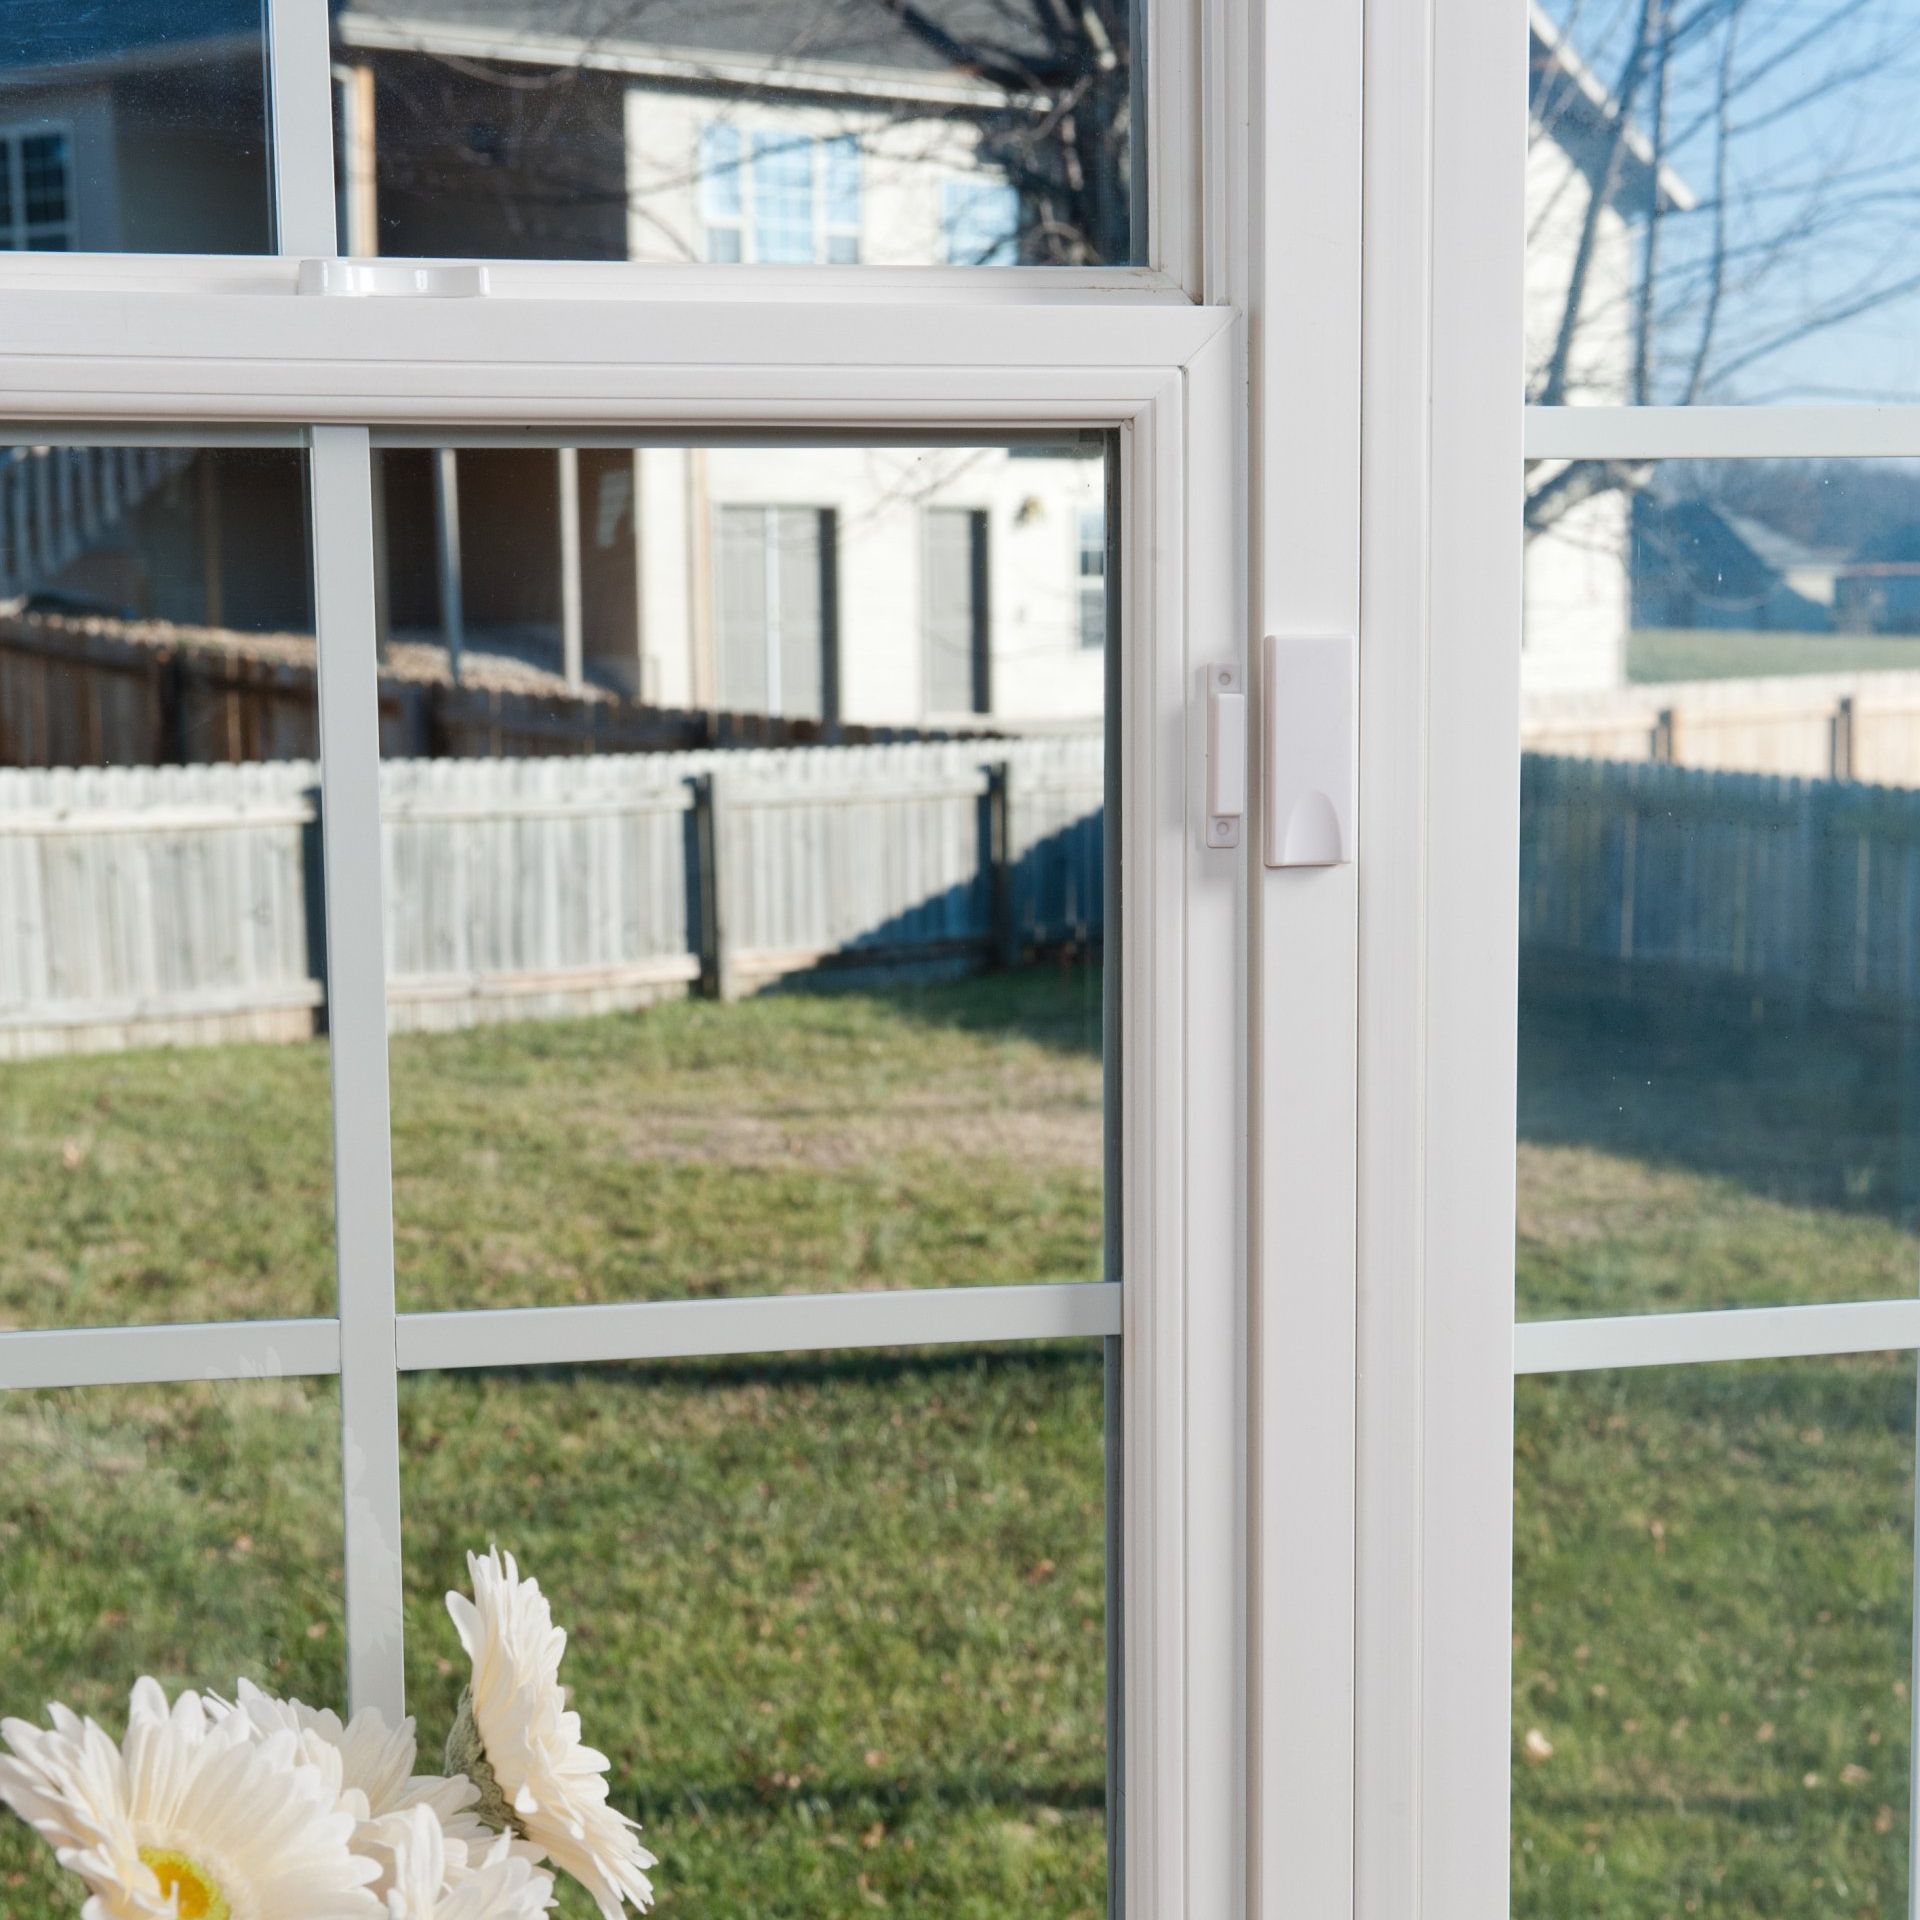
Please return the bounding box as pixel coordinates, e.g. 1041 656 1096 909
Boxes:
1520 457 1920 1320
1513 1355 1915 1917
0 444 337 1333
330 1 1137 266
1529 0 1920 404
400 1344 1108 1920
376 440 1109 1314
0 1375 346 1906
0 2 273 254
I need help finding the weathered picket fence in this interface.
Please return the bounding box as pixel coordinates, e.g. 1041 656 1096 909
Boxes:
1521 753 1920 1015
0 737 1103 1058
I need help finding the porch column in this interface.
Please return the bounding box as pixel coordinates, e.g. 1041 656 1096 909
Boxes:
558 446 584 690
432 447 464 685
339 63 379 257
197 454 225 628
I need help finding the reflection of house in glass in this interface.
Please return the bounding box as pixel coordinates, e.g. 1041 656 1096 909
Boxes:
1 0 1129 264
1633 491 1920 637
1525 3 1695 695
0 1 1122 752
0 1 274 254
1631 497 1840 635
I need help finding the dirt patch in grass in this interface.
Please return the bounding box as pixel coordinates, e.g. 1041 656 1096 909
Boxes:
613 1083 1100 1176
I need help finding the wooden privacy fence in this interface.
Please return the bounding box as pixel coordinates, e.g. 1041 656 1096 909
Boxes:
0 737 1104 1059
1521 753 1920 1015
1523 669 1920 785
0 613 988 769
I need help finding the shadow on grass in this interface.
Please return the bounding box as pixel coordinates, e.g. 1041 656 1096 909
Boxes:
1519 969 1920 1227
635 1772 1105 1824
773 959 1105 1062
424 1340 1106 1395
1517 1783 1881 1827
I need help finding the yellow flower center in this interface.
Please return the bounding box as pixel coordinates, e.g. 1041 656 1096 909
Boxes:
139 1847 232 1920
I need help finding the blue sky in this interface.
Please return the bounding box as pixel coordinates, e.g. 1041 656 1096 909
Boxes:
1539 0 1920 402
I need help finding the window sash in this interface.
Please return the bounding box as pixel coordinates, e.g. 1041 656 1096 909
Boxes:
1360 3 1920 1919
0 0 1273 1909
0 339 1243 1920
0 0 1191 289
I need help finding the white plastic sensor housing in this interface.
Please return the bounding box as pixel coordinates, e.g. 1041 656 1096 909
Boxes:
1261 633 1354 868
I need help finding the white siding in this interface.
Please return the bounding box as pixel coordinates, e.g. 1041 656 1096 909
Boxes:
622 88 1003 269
1523 131 1639 693
633 445 1106 728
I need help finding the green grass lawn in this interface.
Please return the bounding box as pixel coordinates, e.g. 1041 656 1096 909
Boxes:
0 968 1105 1333
1513 1355 1913 1919
4 967 1920 1916
1629 627 1920 684
1516 982 1920 1917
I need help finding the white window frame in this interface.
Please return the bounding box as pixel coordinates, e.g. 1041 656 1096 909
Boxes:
0 3 1380 1918
0 333 1242 1919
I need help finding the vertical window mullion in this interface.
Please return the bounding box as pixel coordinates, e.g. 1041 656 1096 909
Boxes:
309 423 407 1720
268 0 341 257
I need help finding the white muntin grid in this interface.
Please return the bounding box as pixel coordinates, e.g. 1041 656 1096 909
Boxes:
1516 396 1920 1368
0 303 1244 1920
1520 392 1920 1918
1364 0 1920 1893
0 353 1239 1920
0 350 1240 1920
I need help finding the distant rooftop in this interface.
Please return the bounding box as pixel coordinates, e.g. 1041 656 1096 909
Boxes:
2 0 1058 90
1530 0 1695 217
340 0 1054 75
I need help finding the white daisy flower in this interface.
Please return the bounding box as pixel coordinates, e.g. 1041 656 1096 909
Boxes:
377 1805 557 1920
444 1548 656 1918
212 1678 496 1883
0 1677 382 1920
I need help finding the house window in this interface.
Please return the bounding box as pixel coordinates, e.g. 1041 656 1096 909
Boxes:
0 127 75 251
751 132 815 265
698 124 863 266
924 507 991 715
1077 506 1107 649
698 123 745 262
941 177 1021 266
823 136 862 266
713 504 835 720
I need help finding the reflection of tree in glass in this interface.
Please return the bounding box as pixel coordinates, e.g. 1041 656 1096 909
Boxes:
1527 0 1920 538
345 0 1133 266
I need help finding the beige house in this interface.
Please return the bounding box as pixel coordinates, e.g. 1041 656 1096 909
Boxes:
1524 2 1693 694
